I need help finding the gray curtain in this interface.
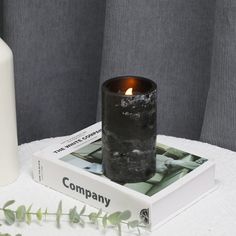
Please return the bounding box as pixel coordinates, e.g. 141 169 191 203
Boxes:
0 0 236 151
0 0 2 36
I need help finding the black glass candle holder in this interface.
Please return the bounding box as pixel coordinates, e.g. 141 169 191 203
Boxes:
102 76 157 183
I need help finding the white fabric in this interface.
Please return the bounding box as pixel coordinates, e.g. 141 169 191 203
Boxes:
0 135 236 236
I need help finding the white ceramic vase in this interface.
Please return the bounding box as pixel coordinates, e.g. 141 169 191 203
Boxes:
0 38 19 186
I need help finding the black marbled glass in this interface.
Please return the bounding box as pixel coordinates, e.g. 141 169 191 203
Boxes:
102 76 157 183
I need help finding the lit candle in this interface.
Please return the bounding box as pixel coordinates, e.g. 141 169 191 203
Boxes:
0 38 19 185
102 76 157 183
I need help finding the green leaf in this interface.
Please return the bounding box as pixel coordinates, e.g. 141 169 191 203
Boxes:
26 213 31 225
44 208 48 220
97 208 102 217
118 224 122 236
89 212 98 223
3 200 15 209
102 214 107 228
56 201 62 228
26 204 32 213
79 218 85 227
88 208 102 225
36 208 42 221
3 209 15 225
69 207 76 223
119 210 131 221
69 207 80 224
128 220 139 228
79 205 86 216
137 227 141 235
108 212 121 225
16 234 22 236
16 205 26 222
26 205 32 225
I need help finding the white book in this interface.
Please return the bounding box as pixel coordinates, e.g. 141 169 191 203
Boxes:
32 122 215 231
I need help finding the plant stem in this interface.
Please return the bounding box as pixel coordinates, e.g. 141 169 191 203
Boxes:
0 207 146 234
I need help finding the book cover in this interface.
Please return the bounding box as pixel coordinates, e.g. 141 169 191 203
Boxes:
33 122 215 230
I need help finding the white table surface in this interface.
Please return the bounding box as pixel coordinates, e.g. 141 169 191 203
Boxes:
0 135 236 236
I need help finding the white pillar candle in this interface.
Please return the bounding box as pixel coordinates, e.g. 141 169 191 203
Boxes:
0 38 19 185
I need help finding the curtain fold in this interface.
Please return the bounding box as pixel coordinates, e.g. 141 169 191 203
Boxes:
1 0 236 151
0 0 3 36
2 0 106 143
200 0 236 150
98 0 215 140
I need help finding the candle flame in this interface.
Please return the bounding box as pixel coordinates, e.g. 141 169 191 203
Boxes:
125 88 133 95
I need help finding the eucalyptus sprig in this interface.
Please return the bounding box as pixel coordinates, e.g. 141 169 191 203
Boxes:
0 200 147 236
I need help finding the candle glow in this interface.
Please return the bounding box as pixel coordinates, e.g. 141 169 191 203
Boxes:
125 88 133 95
